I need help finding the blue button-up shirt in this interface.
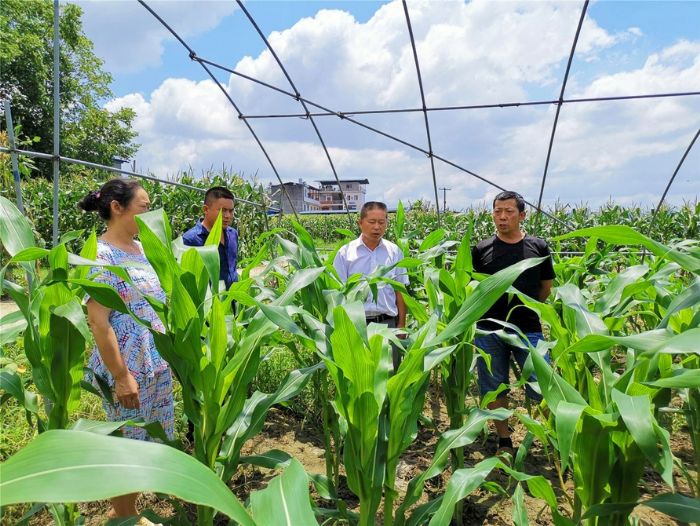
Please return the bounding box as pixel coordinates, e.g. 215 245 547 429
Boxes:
182 220 239 289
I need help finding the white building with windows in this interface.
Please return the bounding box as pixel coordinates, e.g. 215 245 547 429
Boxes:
268 179 322 214
268 178 369 214
317 179 369 211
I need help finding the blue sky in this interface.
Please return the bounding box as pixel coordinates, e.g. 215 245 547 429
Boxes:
91 1 391 97
76 0 699 210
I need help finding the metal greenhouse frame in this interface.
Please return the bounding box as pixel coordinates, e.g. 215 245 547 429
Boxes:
1 0 698 245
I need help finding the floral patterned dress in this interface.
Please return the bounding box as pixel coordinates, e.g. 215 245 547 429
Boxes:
87 240 174 441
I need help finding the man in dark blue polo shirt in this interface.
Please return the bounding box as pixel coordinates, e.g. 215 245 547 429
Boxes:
182 186 239 290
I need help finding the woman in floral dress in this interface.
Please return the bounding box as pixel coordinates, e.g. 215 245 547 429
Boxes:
79 179 173 522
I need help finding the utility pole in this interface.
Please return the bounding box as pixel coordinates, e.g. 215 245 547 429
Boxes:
439 187 451 212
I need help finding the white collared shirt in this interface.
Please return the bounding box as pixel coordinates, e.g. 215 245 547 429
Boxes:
333 236 408 316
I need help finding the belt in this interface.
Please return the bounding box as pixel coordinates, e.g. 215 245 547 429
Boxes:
365 313 396 323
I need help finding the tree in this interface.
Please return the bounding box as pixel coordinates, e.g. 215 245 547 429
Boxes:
0 0 139 175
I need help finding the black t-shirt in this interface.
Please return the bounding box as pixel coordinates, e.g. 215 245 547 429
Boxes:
471 234 555 332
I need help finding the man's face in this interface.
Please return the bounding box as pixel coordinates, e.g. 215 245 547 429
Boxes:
492 198 525 235
203 197 235 228
359 208 388 243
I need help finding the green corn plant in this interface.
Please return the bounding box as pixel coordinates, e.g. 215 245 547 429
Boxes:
515 274 697 510
0 196 97 432
555 225 700 484
546 239 694 402
529 335 683 525
0 429 322 526
323 303 392 526
251 297 498 525
565 326 700 497
307 254 548 526
409 453 572 526
408 229 551 524
253 219 351 499
258 217 427 504
0 196 110 525
319 303 465 526
75 208 321 526
514 286 699 509
393 408 511 526
409 230 473 525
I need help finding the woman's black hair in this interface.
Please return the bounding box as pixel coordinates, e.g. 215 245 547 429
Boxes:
77 179 143 220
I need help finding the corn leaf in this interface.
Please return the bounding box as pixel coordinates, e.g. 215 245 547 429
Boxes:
240 449 293 470
565 329 674 354
645 368 700 388
555 225 700 273
0 310 27 345
556 283 608 337
219 363 322 480
659 279 700 328
0 195 35 257
0 430 256 526
431 257 544 345
644 492 700 522
249 459 317 526
427 457 500 526
396 409 510 521
531 346 586 410
555 401 585 472
612 389 672 486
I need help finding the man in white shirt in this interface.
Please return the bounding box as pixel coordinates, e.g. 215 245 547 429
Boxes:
333 201 408 368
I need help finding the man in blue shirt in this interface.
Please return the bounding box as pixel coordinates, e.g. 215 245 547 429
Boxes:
182 186 239 290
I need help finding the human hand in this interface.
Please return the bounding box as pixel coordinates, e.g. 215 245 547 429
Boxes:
114 371 140 409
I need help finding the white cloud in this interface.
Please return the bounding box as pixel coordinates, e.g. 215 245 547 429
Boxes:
75 0 236 74
104 0 700 209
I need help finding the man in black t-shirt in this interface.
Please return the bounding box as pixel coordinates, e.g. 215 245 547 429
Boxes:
472 190 555 455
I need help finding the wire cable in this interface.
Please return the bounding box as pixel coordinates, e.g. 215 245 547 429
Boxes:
0 146 279 211
651 129 700 226
188 54 571 227
238 91 700 120
402 0 441 221
138 0 299 220
235 0 353 223
534 0 589 234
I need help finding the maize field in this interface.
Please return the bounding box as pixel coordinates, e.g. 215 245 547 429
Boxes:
0 195 698 526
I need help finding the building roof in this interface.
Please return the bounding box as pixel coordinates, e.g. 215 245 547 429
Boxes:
270 181 320 188
317 179 369 185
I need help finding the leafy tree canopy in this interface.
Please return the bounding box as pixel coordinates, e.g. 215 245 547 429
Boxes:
0 0 139 174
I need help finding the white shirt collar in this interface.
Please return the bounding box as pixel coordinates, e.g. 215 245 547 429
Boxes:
356 235 386 252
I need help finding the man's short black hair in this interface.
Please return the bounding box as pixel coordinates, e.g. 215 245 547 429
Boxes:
360 201 388 219
204 186 234 205
493 191 525 212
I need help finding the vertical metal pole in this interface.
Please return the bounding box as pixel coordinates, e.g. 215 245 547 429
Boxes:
440 187 450 212
52 0 60 245
3 101 25 213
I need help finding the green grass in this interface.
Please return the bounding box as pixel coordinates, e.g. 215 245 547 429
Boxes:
253 345 324 422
